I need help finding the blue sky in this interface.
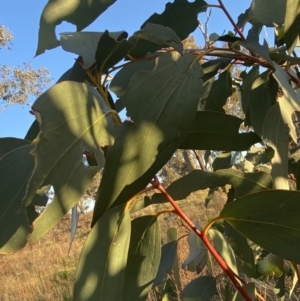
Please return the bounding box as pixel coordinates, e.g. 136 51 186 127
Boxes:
0 0 252 138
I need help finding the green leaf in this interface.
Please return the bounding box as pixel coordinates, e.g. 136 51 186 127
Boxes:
24 120 40 142
205 70 233 113
284 0 300 54
151 169 272 205
262 103 289 189
24 81 114 242
110 59 156 99
0 144 35 253
129 0 207 58
257 253 284 276
212 152 231 171
219 189 300 264
57 56 88 83
0 138 30 158
130 23 183 54
201 58 232 83
208 229 239 276
182 222 208 274
36 0 118 55
154 230 178 286
60 31 126 69
179 111 261 151
269 52 300 65
248 0 285 27
248 71 272 136
225 222 257 277
240 65 260 114
231 283 256 301
123 215 161 301
239 39 274 68
272 63 300 143
73 205 130 301
92 52 203 225
95 31 134 74
182 276 217 301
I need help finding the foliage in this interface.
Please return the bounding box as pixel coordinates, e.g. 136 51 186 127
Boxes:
2 1 300 300
0 25 51 111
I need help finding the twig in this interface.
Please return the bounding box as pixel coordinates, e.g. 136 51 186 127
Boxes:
151 176 253 301
217 0 246 41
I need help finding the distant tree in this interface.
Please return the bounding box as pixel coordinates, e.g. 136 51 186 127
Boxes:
0 25 51 112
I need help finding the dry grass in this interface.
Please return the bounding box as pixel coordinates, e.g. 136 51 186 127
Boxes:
0 213 92 301
0 190 226 301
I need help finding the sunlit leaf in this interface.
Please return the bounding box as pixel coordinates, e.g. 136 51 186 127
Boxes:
0 144 34 253
36 0 118 55
231 283 256 301
225 223 257 277
74 205 130 301
257 253 284 276
247 0 285 27
123 215 161 301
60 31 126 69
272 63 300 143
24 81 114 242
248 71 272 136
182 222 207 274
262 103 289 189
208 229 238 276
179 111 261 151
284 0 300 53
219 190 300 264
92 52 203 224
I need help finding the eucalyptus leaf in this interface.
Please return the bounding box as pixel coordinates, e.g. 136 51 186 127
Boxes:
24 81 114 242
284 0 300 53
36 0 118 55
182 276 217 301
0 137 30 158
0 144 35 253
130 0 207 58
180 111 261 151
130 23 183 54
150 169 272 205
272 63 300 143
208 229 239 276
92 52 203 225
248 0 286 27
219 189 300 264
123 215 161 301
60 31 126 69
262 103 289 189
182 222 208 274
74 205 130 301
257 253 284 276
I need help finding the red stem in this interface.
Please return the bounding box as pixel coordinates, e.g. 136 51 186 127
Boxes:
217 0 246 41
151 177 252 301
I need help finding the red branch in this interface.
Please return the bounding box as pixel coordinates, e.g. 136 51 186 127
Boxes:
217 0 246 41
151 177 252 301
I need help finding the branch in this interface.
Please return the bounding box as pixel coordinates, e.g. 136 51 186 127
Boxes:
217 0 246 41
151 176 253 301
